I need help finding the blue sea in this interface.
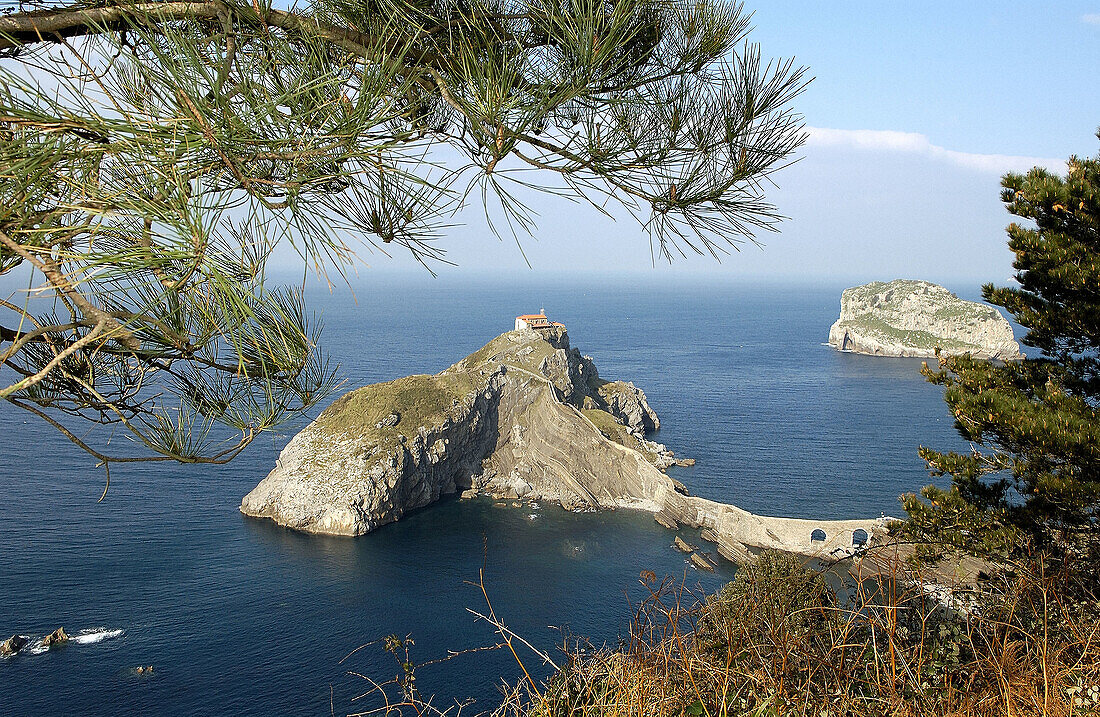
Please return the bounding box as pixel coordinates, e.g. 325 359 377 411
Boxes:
0 276 979 716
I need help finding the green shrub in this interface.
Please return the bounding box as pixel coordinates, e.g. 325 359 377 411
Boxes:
696 550 831 655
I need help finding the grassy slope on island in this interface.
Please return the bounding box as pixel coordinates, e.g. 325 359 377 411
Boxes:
314 372 480 441
843 314 977 352
580 407 662 465
313 331 558 441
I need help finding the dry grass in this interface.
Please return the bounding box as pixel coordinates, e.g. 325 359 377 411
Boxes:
349 550 1100 717
508 551 1100 717
315 372 479 437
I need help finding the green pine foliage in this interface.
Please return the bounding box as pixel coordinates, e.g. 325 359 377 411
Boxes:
902 130 1100 560
0 0 809 470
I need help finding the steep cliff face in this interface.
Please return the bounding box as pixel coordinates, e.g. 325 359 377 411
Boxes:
599 381 660 433
476 373 671 512
239 368 506 535
827 280 1022 360
240 328 672 535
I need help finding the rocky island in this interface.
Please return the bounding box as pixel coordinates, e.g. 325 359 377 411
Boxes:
828 279 1022 359
242 325 885 562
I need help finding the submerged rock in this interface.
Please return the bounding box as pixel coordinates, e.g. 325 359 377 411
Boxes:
828 279 1022 360
691 552 718 572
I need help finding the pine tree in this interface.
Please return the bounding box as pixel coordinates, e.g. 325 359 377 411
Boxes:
0 0 808 472
902 130 1100 560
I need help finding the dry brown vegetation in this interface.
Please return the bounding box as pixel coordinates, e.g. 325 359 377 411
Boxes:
356 548 1100 717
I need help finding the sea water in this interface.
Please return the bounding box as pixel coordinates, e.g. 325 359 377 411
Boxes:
0 276 977 715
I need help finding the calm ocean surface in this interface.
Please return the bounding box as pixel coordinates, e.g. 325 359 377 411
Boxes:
0 276 981 716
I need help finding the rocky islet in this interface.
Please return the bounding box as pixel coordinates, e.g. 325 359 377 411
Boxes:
241 327 885 561
828 279 1022 360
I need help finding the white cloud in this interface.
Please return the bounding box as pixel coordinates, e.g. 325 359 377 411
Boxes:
1082 13 1100 25
806 127 1065 174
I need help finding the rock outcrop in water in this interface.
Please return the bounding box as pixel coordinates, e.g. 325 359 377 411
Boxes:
827 280 1022 360
41 627 68 648
242 328 886 561
1 634 28 656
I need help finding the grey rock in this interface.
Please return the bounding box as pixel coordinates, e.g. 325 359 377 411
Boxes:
243 328 677 536
691 552 718 572
538 350 576 400
717 537 753 565
375 412 401 429
654 510 679 531
598 381 660 433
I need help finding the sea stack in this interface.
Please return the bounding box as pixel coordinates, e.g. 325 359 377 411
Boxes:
827 280 1022 360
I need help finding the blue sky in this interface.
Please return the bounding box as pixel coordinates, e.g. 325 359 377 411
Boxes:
750 2 1100 159
293 4 1100 283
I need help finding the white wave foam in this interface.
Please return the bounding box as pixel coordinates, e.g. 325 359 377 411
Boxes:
24 640 48 655
0 628 123 656
71 628 124 645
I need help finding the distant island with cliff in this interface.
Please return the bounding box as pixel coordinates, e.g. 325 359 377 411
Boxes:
828 279 1022 360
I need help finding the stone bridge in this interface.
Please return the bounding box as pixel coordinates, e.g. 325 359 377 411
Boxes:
657 489 892 563
550 383 891 564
